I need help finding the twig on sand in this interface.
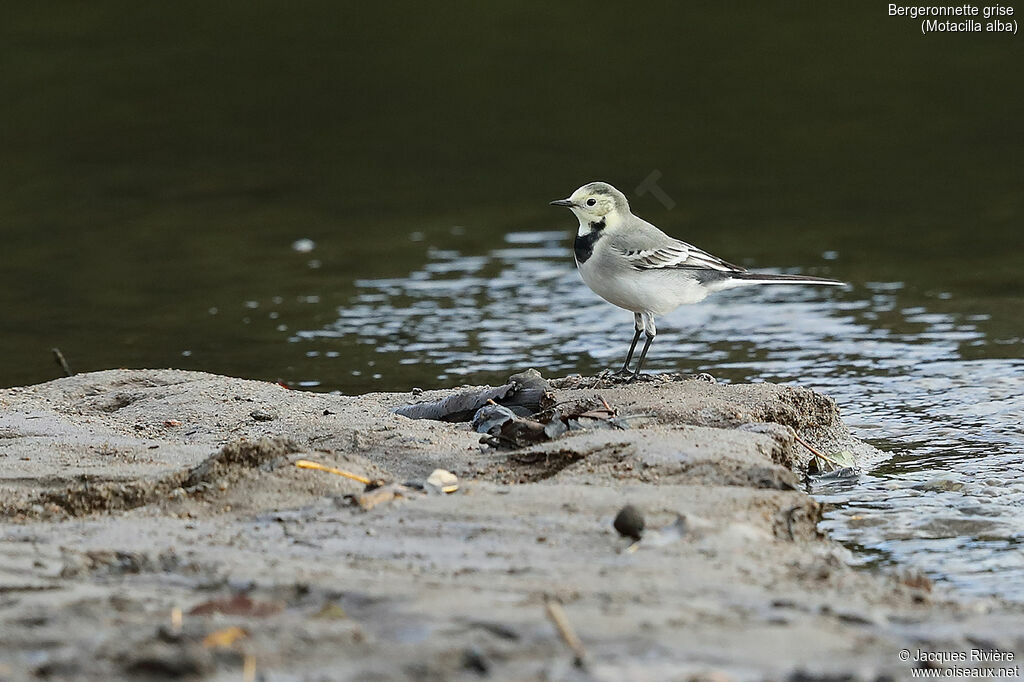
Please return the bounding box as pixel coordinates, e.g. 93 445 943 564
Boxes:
783 505 801 541
294 459 370 485
243 654 257 682
51 348 73 377
544 595 586 668
792 432 841 468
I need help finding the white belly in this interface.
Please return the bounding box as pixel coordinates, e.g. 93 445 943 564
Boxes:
576 254 710 315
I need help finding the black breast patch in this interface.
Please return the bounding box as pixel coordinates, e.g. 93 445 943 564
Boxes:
574 220 606 264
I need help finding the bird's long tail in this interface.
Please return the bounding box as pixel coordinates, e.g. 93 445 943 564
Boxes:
723 272 845 287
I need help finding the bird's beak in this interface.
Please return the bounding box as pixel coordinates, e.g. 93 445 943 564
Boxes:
549 198 575 207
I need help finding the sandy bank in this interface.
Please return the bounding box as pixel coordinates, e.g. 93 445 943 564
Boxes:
0 369 1020 680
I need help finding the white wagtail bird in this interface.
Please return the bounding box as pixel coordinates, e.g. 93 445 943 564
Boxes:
551 181 844 378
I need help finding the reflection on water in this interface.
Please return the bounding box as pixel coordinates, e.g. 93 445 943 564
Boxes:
295 229 858 382
295 234 1024 601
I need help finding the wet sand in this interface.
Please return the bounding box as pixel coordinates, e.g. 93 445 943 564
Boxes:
0 369 1020 680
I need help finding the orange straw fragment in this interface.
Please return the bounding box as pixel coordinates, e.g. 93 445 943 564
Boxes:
295 459 371 485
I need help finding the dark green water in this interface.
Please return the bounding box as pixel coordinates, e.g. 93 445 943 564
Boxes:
2 4 1022 598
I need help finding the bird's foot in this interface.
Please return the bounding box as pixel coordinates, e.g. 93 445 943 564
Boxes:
597 368 638 385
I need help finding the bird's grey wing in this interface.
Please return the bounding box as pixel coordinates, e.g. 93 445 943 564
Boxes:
609 220 744 273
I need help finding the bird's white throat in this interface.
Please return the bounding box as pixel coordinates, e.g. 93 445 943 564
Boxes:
573 208 625 237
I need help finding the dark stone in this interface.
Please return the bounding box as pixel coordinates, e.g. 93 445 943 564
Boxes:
613 504 644 540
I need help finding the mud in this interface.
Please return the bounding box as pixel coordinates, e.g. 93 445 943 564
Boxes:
0 369 1020 680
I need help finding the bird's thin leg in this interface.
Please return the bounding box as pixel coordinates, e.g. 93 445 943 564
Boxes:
632 313 657 379
633 332 656 378
619 328 642 373
617 313 644 374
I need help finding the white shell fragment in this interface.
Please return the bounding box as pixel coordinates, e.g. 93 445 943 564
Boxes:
426 469 459 494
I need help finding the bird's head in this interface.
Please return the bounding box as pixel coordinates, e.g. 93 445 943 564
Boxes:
550 182 630 229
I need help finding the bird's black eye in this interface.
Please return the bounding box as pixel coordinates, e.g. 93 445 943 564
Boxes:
586 198 597 207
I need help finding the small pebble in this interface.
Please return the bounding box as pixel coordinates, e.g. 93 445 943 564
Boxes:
915 477 965 493
613 505 645 541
